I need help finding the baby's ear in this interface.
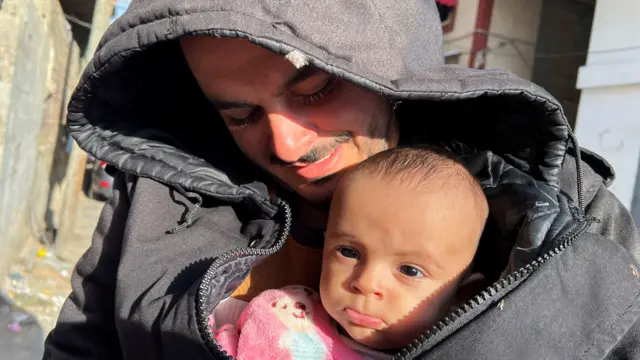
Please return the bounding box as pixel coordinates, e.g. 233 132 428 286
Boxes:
454 272 486 307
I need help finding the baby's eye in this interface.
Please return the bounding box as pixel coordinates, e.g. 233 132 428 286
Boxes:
337 246 359 259
399 265 425 278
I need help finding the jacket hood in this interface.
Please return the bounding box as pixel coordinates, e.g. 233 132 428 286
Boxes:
68 0 573 197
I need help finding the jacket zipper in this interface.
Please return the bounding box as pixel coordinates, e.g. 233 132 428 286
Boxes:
196 198 292 359
393 216 594 360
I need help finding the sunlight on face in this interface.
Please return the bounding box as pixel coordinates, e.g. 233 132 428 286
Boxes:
180 37 398 203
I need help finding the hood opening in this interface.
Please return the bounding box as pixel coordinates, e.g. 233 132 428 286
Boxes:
71 40 278 215
65 0 586 217
396 95 568 190
70 38 570 193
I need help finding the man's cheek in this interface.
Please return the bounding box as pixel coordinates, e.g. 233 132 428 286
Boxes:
241 145 268 168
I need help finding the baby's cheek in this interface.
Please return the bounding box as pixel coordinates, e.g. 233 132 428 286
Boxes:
318 283 332 311
394 294 449 334
319 283 339 319
319 268 336 302
322 259 351 288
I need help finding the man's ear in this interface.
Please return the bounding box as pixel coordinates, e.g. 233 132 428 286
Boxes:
452 273 486 308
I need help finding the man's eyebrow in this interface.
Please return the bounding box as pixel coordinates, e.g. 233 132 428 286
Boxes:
284 66 322 88
209 99 252 111
210 66 322 109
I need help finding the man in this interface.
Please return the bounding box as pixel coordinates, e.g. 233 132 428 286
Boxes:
44 0 640 359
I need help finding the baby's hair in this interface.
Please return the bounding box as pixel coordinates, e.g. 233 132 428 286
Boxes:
344 145 482 195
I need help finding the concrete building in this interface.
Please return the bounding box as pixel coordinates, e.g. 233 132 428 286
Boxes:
0 0 80 277
0 0 113 278
573 0 640 223
440 0 595 126
441 0 544 81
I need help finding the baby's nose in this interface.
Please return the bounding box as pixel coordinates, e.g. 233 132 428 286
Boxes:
350 267 384 298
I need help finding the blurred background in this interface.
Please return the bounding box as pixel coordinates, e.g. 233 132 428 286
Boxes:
0 0 637 358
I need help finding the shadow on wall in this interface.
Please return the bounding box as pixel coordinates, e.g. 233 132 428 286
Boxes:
531 0 595 129
43 28 78 245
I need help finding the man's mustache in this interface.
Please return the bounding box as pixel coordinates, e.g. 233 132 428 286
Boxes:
270 132 351 166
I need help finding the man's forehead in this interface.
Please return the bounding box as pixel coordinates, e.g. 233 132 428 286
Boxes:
181 36 327 102
198 38 310 69
182 37 286 88
183 37 268 58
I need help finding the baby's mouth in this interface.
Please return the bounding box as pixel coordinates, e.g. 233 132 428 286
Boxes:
344 308 384 328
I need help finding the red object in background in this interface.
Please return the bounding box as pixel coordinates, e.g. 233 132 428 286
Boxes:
99 180 110 188
468 0 495 69
436 0 457 6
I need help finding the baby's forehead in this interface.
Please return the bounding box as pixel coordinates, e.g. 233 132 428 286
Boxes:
349 163 475 191
373 232 474 257
360 162 483 202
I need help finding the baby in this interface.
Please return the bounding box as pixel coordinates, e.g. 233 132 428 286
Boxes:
213 145 488 359
320 145 488 356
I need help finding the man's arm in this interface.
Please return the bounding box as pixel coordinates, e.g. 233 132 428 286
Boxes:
43 172 131 359
604 311 640 359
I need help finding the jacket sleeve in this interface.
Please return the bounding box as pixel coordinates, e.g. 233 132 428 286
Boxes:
586 181 640 262
604 316 640 359
559 149 640 262
43 172 131 359
561 150 640 359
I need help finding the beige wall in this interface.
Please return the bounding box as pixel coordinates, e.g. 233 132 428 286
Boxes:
0 0 81 277
443 0 543 80
443 0 479 68
485 0 543 80
575 0 640 214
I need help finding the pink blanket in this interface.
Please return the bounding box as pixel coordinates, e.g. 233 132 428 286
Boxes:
213 285 362 360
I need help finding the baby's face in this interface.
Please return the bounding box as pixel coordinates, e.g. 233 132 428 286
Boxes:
320 175 484 349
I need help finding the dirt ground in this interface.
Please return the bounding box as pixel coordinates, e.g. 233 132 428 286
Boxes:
3 193 103 336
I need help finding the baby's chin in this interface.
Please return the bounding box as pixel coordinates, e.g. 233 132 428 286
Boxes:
342 323 402 350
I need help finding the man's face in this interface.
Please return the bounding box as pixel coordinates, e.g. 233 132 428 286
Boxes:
180 37 398 202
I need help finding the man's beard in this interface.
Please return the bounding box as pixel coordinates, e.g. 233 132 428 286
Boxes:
272 99 398 202
361 98 399 158
270 132 351 167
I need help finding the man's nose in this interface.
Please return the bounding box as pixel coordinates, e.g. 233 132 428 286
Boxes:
266 111 316 164
350 265 384 299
